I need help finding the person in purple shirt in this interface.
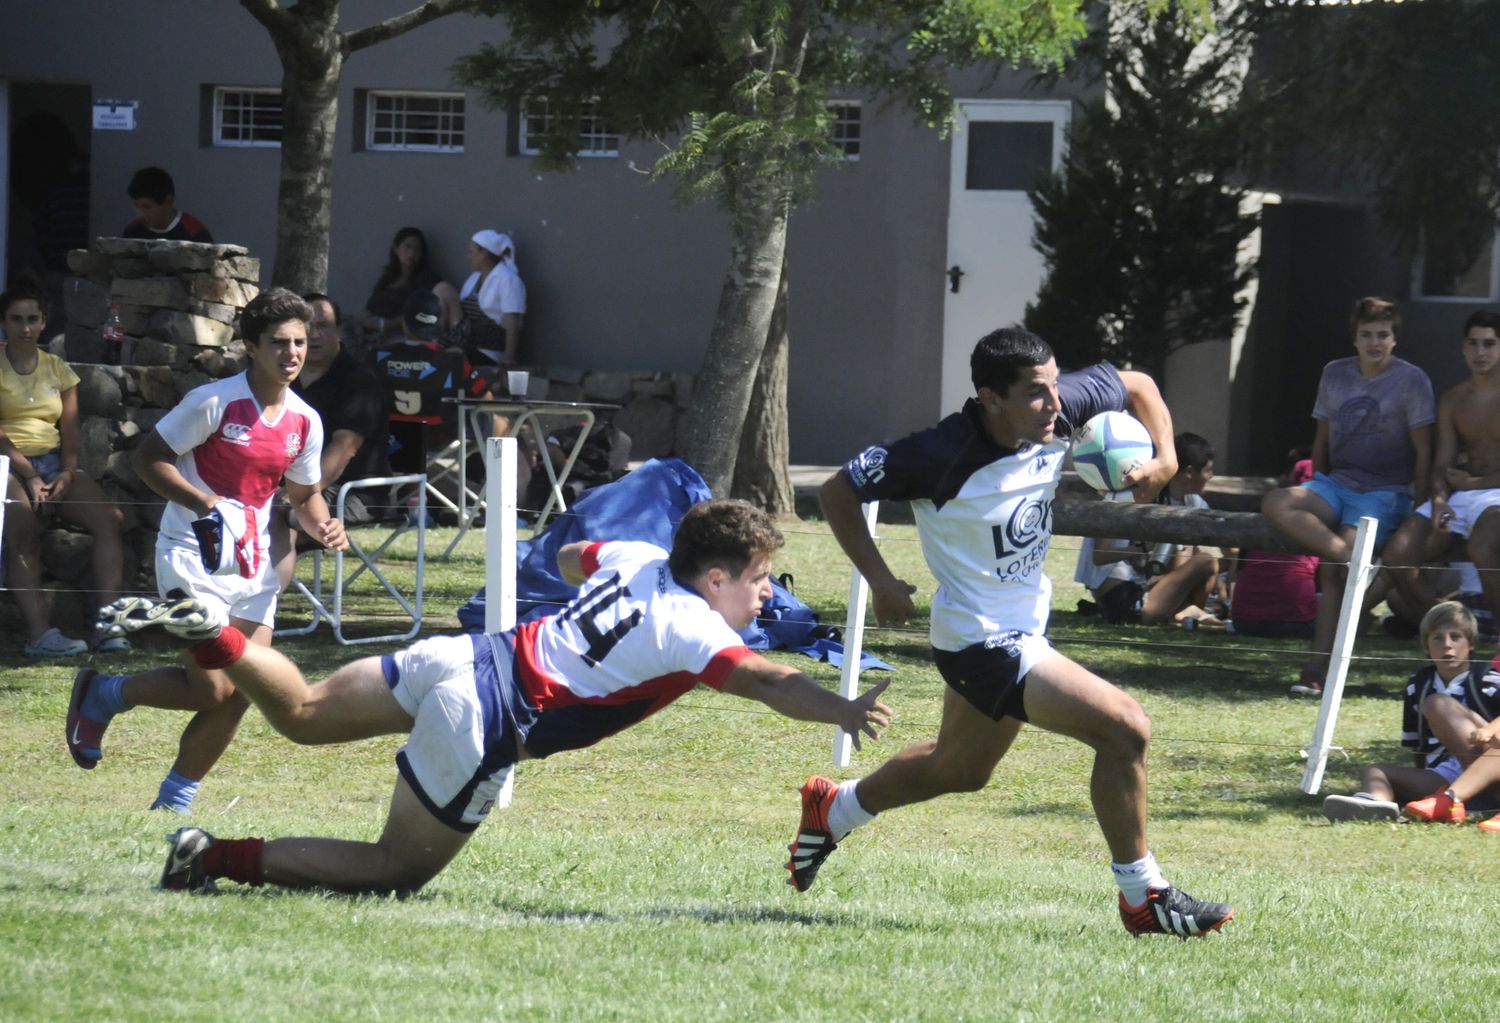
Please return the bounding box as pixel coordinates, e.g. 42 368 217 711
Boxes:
1262 297 1436 696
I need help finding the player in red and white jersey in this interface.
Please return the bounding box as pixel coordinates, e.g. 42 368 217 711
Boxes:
109 499 891 896
153 361 324 584
69 289 348 817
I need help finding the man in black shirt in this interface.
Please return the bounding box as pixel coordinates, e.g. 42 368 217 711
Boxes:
272 293 390 589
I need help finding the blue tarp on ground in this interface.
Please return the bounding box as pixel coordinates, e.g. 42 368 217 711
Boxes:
456 458 891 670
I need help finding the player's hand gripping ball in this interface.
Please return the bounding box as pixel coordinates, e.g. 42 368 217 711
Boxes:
1070 411 1154 494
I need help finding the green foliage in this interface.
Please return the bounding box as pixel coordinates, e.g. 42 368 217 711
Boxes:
1025 2 1258 376
1258 0 1500 282
454 0 1097 210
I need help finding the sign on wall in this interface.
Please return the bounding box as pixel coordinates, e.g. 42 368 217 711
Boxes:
92 100 137 131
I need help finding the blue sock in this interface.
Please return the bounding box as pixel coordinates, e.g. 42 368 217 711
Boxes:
151 771 200 815
81 674 129 723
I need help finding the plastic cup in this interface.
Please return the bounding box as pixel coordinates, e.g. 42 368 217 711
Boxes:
507 370 530 397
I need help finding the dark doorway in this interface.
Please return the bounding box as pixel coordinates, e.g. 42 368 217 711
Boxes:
6 81 92 332
1232 201 1400 475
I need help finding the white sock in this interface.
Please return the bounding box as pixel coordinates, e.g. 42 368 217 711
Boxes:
826 780 875 841
1111 852 1167 907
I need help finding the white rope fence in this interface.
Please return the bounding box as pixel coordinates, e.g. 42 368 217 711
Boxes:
827 500 1387 793
0 444 1431 791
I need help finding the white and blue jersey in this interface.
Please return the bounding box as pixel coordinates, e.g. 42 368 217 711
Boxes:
841 363 1127 650
1402 662 1500 769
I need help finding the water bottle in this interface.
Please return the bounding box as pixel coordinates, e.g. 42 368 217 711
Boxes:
1146 542 1177 577
101 304 124 365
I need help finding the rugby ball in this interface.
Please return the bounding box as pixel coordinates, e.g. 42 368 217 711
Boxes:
1070 411 1153 494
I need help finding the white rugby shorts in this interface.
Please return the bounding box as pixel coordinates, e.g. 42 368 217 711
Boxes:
156 542 278 628
385 634 515 832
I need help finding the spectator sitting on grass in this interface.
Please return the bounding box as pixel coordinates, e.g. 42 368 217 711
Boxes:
1322 600 1500 822
1073 432 1222 627
1230 457 1318 640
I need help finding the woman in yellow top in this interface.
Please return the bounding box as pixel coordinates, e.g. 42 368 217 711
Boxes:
1 283 126 656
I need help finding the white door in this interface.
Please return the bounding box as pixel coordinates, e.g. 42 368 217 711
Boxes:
941 99 1070 415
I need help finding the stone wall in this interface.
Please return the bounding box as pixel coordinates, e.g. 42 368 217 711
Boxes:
537 367 693 460
13 238 694 635
9 239 257 633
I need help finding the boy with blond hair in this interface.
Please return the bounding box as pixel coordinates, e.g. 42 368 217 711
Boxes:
1323 600 1499 821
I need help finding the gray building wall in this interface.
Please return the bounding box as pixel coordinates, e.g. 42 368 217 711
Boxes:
3 0 1078 464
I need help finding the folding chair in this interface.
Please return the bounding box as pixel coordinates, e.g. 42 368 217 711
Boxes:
274 474 428 645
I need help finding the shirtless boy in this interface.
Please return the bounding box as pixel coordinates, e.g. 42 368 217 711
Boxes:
1385 310 1500 625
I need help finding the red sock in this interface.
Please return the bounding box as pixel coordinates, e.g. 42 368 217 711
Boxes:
192 626 247 671
202 837 265 886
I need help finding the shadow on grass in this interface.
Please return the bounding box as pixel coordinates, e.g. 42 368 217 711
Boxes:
201 887 916 930
1004 786 1325 825
1050 612 1417 703
454 899 920 931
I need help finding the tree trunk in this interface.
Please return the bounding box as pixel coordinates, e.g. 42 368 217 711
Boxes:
730 256 794 515
681 170 791 496
271 28 341 293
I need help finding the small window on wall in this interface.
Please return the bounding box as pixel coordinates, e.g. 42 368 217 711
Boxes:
519 97 619 157
965 121 1052 191
1415 227 1500 301
828 102 861 161
366 91 465 152
213 87 282 147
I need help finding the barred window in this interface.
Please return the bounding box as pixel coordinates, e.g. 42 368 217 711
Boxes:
367 91 465 152
214 87 282 147
519 97 619 157
828 102 861 161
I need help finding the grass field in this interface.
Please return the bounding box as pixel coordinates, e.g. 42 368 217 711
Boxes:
2 516 1496 1021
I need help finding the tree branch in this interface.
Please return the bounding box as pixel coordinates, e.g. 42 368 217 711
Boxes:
237 0 295 43
345 0 483 54
690 0 764 65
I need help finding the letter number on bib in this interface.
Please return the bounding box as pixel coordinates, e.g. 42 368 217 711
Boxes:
558 573 644 666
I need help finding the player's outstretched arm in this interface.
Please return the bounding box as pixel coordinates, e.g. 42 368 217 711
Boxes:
820 471 916 626
720 655 892 750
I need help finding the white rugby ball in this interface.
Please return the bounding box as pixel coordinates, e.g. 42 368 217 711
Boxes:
1071 411 1153 494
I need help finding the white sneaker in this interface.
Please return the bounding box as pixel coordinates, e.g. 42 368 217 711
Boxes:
1323 793 1400 822
24 628 88 658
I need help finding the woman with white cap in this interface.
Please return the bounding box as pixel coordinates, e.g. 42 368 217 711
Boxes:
457 229 526 367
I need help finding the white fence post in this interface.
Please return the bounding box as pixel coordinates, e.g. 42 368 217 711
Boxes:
834 500 880 768
483 436 518 634
1300 514 1379 794
0 456 8 573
